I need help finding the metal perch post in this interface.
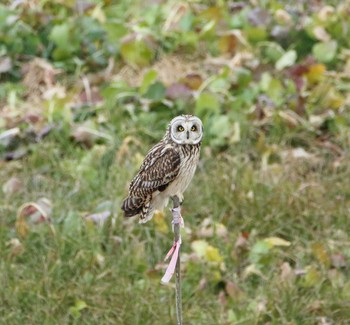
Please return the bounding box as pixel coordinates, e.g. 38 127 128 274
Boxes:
161 195 183 324
172 196 182 325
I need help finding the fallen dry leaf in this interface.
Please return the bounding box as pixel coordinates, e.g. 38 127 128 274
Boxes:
6 238 24 257
0 56 12 74
2 177 22 197
225 281 245 301
84 211 112 226
280 262 295 284
16 198 53 237
330 253 347 268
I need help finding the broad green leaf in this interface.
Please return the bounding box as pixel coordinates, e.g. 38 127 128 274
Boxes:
75 300 87 311
208 78 230 92
179 11 194 32
235 68 252 88
140 70 158 94
69 300 87 319
249 240 271 264
263 42 284 62
195 92 220 115
245 27 268 42
261 74 283 104
52 48 73 60
312 41 337 63
144 81 166 101
49 23 71 50
208 115 230 145
205 245 223 263
120 38 154 67
104 22 128 43
275 50 297 70
264 237 291 247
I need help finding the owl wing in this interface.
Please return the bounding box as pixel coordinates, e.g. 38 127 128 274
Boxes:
122 143 181 217
131 143 181 194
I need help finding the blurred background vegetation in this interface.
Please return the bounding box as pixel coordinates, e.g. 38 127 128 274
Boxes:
0 0 350 324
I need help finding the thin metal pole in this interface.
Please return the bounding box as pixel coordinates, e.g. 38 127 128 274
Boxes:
172 196 182 325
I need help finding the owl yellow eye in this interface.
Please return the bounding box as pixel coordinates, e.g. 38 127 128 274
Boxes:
177 125 184 132
191 125 197 132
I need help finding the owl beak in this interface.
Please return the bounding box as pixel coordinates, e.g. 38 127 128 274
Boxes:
186 131 189 139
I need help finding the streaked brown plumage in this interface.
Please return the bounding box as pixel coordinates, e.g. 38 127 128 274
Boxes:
121 115 203 223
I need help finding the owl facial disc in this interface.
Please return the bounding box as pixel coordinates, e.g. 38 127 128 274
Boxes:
170 115 203 145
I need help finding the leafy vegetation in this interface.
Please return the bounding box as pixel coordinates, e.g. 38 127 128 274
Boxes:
1 0 350 324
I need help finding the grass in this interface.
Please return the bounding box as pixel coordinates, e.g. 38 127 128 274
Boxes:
1 131 350 325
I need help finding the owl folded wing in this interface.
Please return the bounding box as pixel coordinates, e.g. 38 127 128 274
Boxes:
130 146 181 195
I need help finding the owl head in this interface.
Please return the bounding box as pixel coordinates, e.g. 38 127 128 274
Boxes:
168 115 203 145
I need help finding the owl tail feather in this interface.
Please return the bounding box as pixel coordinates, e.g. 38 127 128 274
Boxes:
121 196 143 218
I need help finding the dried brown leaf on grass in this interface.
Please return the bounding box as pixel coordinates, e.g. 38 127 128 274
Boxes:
2 176 22 197
114 55 206 87
16 197 53 237
22 58 61 101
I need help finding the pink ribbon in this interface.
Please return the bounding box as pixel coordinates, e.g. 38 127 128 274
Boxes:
161 238 181 284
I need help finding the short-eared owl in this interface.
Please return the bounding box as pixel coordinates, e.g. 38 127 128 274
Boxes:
122 115 203 223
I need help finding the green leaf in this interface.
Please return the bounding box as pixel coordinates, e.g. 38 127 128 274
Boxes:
245 27 268 42
260 72 272 92
209 77 231 93
205 245 223 262
144 81 166 101
140 70 158 94
69 300 87 319
312 41 337 63
264 237 291 247
235 68 252 88
275 50 297 70
179 11 194 32
120 38 154 67
262 42 284 62
195 92 220 116
209 115 230 138
249 240 271 264
75 300 87 311
49 23 71 50
208 115 231 147
104 22 128 43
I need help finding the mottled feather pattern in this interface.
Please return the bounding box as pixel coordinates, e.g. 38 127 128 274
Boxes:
121 115 202 223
